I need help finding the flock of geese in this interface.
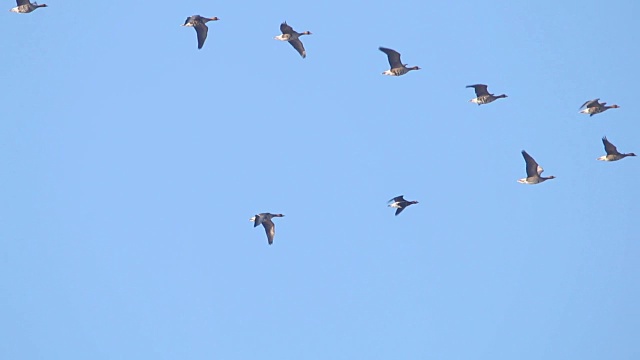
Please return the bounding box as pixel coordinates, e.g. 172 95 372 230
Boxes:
10 1 634 245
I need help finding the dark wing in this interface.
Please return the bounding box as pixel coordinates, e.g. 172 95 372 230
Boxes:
388 195 406 203
379 47 402 68
194 23 209 49
395 207 405 216
280 22 294 35
521 150 539 177
288 38 306 58
580 98 600 109
466 84 490 97
602 137 619 155
16 0 30 5
262 219 276 245
253 214 263 227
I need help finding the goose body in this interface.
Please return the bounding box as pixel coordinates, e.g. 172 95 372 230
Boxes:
579 98 620 117
379 47 420 76
388 195 419 216
182 15 219 49
249 213 284 245
10 0 47 13
518 150 556 184
274 22 311 58
597 137 636 161
466 84 507 105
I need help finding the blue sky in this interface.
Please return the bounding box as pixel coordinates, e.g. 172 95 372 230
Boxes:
1 0 639 359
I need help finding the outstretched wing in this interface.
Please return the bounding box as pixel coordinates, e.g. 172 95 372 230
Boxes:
466 84 490 97
280 22 294 35
262 220 276 245
288 38 306 58
379 47 402 68
602 137 619 155
395 207 405 216
521 150 541 177
388 195 406 203
194 23 209 49
580 98 600 109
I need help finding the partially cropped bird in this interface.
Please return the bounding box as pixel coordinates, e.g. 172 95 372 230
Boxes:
466 84 507 105
274 22 311 58
182 15 219 49
518 150 556 184
379 47 420 76
597 137 636 161
249 213 285 245
579 98 620 117
387 195 419 216
9 0 47 13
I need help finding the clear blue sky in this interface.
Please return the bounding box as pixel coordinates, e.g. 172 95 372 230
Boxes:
1 1 639 359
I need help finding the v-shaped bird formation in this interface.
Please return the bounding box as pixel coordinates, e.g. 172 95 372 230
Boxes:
9 3 632 246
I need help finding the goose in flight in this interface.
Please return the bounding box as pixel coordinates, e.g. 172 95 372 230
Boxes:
518 150 556 184
466 84 507 105
597 137 636 161
379 47 420 76
249 213 285 245
182 15 219 49
274 22 311 58
388 195 419 216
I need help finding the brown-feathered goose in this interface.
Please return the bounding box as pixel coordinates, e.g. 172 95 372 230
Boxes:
518 150 556 184
249 213 284 245
598 137 636 161
379 47 420 76
579 98 620 117
182 15 219 49
10 0 47 13
274 22 311 58
388 195 419 216
466 84 507 105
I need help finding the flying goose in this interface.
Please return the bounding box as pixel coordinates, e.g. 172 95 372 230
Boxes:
579 98 620 117
274 22 311 58
249 213 284 245
518 150 556 184
9 0 47 13
388 195 419 216
598 137 636 161
466 84 507 105
379 47 420 76
182 15 219 49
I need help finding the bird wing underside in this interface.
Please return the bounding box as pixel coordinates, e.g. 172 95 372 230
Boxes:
194 23 209 49
263 220 275 244
522 151 540 177
288 38 306 58
602 137 619 155
467 84 490 97
280 22 294 34
379 47 402 68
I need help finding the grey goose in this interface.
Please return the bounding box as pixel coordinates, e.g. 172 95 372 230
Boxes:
598 137 636 161
182 15 219 49
466 84 507 105
579 98 620 117
274 22 311 58
249 213 284 245
388 195 419 216
379 47 420 76
518 150 556 184
10 0 47 13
